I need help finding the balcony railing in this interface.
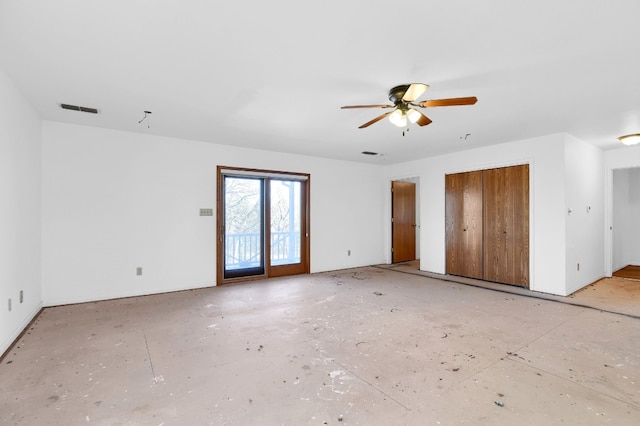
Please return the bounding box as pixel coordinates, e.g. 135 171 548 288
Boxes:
225 231 300 269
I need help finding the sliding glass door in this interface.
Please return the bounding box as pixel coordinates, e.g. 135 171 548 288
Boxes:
217 167 309 283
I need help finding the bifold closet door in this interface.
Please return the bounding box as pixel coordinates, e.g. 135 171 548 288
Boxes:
445 170 483 279
483 164 529 287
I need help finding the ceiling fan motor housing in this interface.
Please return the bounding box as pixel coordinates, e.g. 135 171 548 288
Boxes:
388 84 411 104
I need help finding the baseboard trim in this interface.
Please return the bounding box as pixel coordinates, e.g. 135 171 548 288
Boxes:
43 282 217 308
0 302 44 361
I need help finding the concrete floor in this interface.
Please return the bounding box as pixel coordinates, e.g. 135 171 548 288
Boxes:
1 266 639 425
379 262 640 318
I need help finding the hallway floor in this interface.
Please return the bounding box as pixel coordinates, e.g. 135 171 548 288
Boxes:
1 267 639 425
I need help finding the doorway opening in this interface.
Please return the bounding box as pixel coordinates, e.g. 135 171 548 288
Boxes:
611 167 640 277
216 166 310 284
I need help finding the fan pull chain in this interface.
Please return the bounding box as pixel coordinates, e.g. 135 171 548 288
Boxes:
138 110 152 128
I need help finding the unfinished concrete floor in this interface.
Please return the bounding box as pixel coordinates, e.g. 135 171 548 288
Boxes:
1 266 639 425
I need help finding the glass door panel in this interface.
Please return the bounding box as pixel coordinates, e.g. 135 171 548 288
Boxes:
223 176 265 279
270 180 301 266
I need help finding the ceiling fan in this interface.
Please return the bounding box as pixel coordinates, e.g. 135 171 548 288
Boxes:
341 83 477 131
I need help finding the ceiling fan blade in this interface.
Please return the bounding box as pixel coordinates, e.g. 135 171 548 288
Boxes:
402 83 429 102
418 96 478 108
415 111 432 126
341 104 393 109
358 111 393 128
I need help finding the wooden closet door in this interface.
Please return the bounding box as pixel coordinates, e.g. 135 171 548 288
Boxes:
445 171 484 279
392 181 416 263
483 165 529 287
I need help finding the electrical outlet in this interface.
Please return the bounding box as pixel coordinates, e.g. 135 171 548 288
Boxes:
20 290 23 303
199 208 213 216
8 298 11 312
136 267 143 276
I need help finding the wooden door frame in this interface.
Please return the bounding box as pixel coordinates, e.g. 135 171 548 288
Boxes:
216 166 310 285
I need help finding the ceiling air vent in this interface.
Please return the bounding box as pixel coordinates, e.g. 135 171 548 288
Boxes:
60 103 99 114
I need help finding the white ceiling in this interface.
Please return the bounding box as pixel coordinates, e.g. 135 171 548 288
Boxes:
1 0 639 164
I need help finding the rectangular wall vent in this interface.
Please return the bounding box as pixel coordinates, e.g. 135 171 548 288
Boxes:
60 103 99 114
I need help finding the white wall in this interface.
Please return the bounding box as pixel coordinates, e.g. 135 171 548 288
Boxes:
0 68 43 355
563 134 605 294
384 134 572 295
604 145 640 275
41 122 385 306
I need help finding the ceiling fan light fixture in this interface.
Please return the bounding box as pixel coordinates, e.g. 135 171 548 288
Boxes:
618 133 640 146
389 109 407 127
407 109 421 124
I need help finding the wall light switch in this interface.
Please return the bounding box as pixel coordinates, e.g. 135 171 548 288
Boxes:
199 208 213 216
20 290 23 303
136 267 143 276
8 298 11 312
